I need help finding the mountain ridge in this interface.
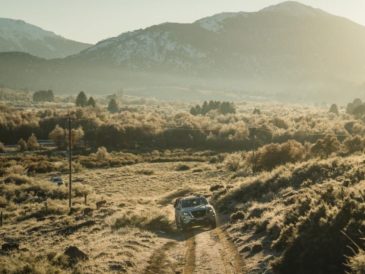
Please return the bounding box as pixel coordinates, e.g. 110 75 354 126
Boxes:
0 1 364 102
0 18 91 59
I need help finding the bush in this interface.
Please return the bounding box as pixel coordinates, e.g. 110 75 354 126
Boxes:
224 153 244 172
254 140 306 171
175 164 190 171
112 209 173 232
348 250 365 274
96 146 110 161
17 138 27 151
27 133 40 150
49 125 66 149
311 135 341 157
344 135 365 154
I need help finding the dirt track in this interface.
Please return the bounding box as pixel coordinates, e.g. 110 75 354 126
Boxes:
144 226 245 274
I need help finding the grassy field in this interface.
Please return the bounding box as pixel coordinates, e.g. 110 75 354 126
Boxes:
2 98 365 273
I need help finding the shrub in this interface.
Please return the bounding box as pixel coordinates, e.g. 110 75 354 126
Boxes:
96 146 110 161
112 209 173 232
344 135 365 154
348 250 365 274
175 164 190 171
27 133 40 150
17 138 27 151
224 153 244 172
49 125 66 149
254 140 306 171
311 135 341 157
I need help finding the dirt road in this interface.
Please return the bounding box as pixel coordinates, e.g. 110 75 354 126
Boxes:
144 226 245 274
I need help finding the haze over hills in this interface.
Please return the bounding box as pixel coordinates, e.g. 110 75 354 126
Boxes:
0 1 365 102
0 18 91 59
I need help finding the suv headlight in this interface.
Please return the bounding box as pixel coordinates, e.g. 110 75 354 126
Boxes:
208 208 215 214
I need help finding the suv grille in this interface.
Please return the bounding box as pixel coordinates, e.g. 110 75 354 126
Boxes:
191 209 206 218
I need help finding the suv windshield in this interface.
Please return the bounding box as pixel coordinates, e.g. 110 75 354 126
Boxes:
181 197 207 208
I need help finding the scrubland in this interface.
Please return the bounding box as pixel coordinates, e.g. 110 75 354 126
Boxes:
1 98 365 273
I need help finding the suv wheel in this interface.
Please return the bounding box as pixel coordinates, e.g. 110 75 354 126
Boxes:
210 219 217 229
180 218 188 232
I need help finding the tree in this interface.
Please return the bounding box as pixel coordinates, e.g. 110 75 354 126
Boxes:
346 98 363 114
33 90 54 102
329 104 339 115
17 138 27 151
87 96 96 107
108 99 119 113
190 101 235 116
49 125 66 149
219 102 236 114
76 91 88 107
27 133 39 150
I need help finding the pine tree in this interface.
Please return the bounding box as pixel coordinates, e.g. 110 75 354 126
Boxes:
76 91 88 107
108 99 119 113
329 104 339 115
87 96 96 107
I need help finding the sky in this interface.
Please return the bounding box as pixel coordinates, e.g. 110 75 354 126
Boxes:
1 0 365 44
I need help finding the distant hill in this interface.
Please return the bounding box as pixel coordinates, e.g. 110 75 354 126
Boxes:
0 18 91 59
0 1 365 102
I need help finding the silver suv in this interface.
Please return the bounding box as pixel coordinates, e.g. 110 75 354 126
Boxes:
174 196 217 231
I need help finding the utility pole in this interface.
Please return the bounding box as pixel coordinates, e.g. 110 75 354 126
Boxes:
250 128 257 173
68 114 72 210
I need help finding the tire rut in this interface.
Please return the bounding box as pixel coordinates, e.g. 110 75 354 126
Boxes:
143 228 244 274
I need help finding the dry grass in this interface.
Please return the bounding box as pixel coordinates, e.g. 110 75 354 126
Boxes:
217 155 365 274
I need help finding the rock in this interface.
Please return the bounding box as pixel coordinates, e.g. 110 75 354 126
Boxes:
64 246 88 263
2 242 19 252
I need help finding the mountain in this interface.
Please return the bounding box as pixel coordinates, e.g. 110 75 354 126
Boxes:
0 1 365 102
0 18 91 59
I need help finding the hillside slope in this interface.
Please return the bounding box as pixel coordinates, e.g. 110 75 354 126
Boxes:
0 18 90 59
0 1 365 101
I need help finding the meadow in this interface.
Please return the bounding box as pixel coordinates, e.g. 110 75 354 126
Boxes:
1 93 365 273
